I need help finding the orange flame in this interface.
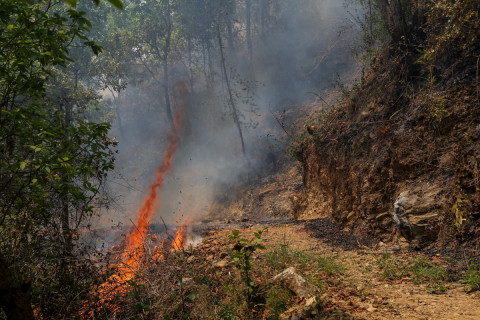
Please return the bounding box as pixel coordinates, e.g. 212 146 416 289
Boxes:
121 110 184 278
170 217 192 251
171 224 186 251
84 83 192 318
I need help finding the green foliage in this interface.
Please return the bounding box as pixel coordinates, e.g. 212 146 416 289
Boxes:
265 285 291 320
461 263 480 292
376 254 450 291
229 229 266 309
265 243 311 272
0 0 120 317
317 255 345 276
423 0 480 54
126 279 151 317
345 0 389 69
375 252 409 280
410 258 450 285
65 0 123 9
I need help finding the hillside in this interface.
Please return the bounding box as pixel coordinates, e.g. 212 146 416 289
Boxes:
296 41 480 253
3 1 480 319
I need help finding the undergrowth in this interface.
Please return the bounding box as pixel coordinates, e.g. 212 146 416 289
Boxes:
461 263 480 292
112 229 348 319
375 253 451 293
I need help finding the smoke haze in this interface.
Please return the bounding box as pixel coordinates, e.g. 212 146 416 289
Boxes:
102 0 360 228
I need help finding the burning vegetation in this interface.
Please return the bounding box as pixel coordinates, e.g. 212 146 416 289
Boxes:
3 0 480 319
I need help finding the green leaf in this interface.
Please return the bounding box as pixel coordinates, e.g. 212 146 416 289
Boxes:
20 161 26 170
188 292 197 301
107 0 124 9
64 0 77 7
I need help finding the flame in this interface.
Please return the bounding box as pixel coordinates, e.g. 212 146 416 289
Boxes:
120 110 183 278
84 83 192 317
171 217 192 251
82 111 184 317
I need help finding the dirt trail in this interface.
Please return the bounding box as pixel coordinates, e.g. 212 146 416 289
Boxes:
195 220 480 320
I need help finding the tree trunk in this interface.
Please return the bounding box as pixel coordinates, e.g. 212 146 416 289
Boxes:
113 92 125 138
163 3 175 130
62 103 73 255
0 254 34 320
260 0 268 40
217 26 246 155
225 16 235 52
246 0 254 72
187 39 194 93
375 0 410 42
207 41 214 85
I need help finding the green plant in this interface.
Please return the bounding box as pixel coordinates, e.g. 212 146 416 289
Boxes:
375 253 409 280
376 254 451 291
428 98 448 123
217 305 238 320
126 279 151 318
288 133 308 162
410 258 450 284
265 285 291 320
229 229 266 309
461 264 480 291
317 256 345 276
265 243 311 272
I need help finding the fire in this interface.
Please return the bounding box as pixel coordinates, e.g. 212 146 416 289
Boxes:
84 111 185 316
84 83 192 317
120 110 184 278
172 223 186 251
170 217 192 251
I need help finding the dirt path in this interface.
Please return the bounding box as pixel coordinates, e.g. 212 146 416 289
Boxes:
194 220 480 319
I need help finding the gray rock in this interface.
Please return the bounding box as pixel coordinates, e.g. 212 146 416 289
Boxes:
272 267 315 298
393 192 412 233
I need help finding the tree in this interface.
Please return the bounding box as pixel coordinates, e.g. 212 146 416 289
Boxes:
0 0 120 317
125 0 182 129
374 0 426 42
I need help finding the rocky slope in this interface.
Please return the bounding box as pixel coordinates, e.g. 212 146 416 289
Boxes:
296 44 480 250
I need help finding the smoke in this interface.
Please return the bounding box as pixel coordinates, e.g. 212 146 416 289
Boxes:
102 0 360 228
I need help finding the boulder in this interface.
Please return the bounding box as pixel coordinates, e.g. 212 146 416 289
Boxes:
271 267 316 299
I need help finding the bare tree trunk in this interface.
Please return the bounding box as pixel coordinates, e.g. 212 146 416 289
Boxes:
246 0 253 71
225 17 235 52
0 254 34 320
113 92 125 138
376 0 395 38
375 0 410 42
163 2 175 129
62 103 73 255
260 0 268 40
187 39 194 93
207 41 215 85
390 0 407 40
217 26 246 155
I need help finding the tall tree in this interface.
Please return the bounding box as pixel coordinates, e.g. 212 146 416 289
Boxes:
0 0 120 317
217 24 247 155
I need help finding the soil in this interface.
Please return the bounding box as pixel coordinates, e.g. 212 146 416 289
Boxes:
192 219 480 320
296 45 480 251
